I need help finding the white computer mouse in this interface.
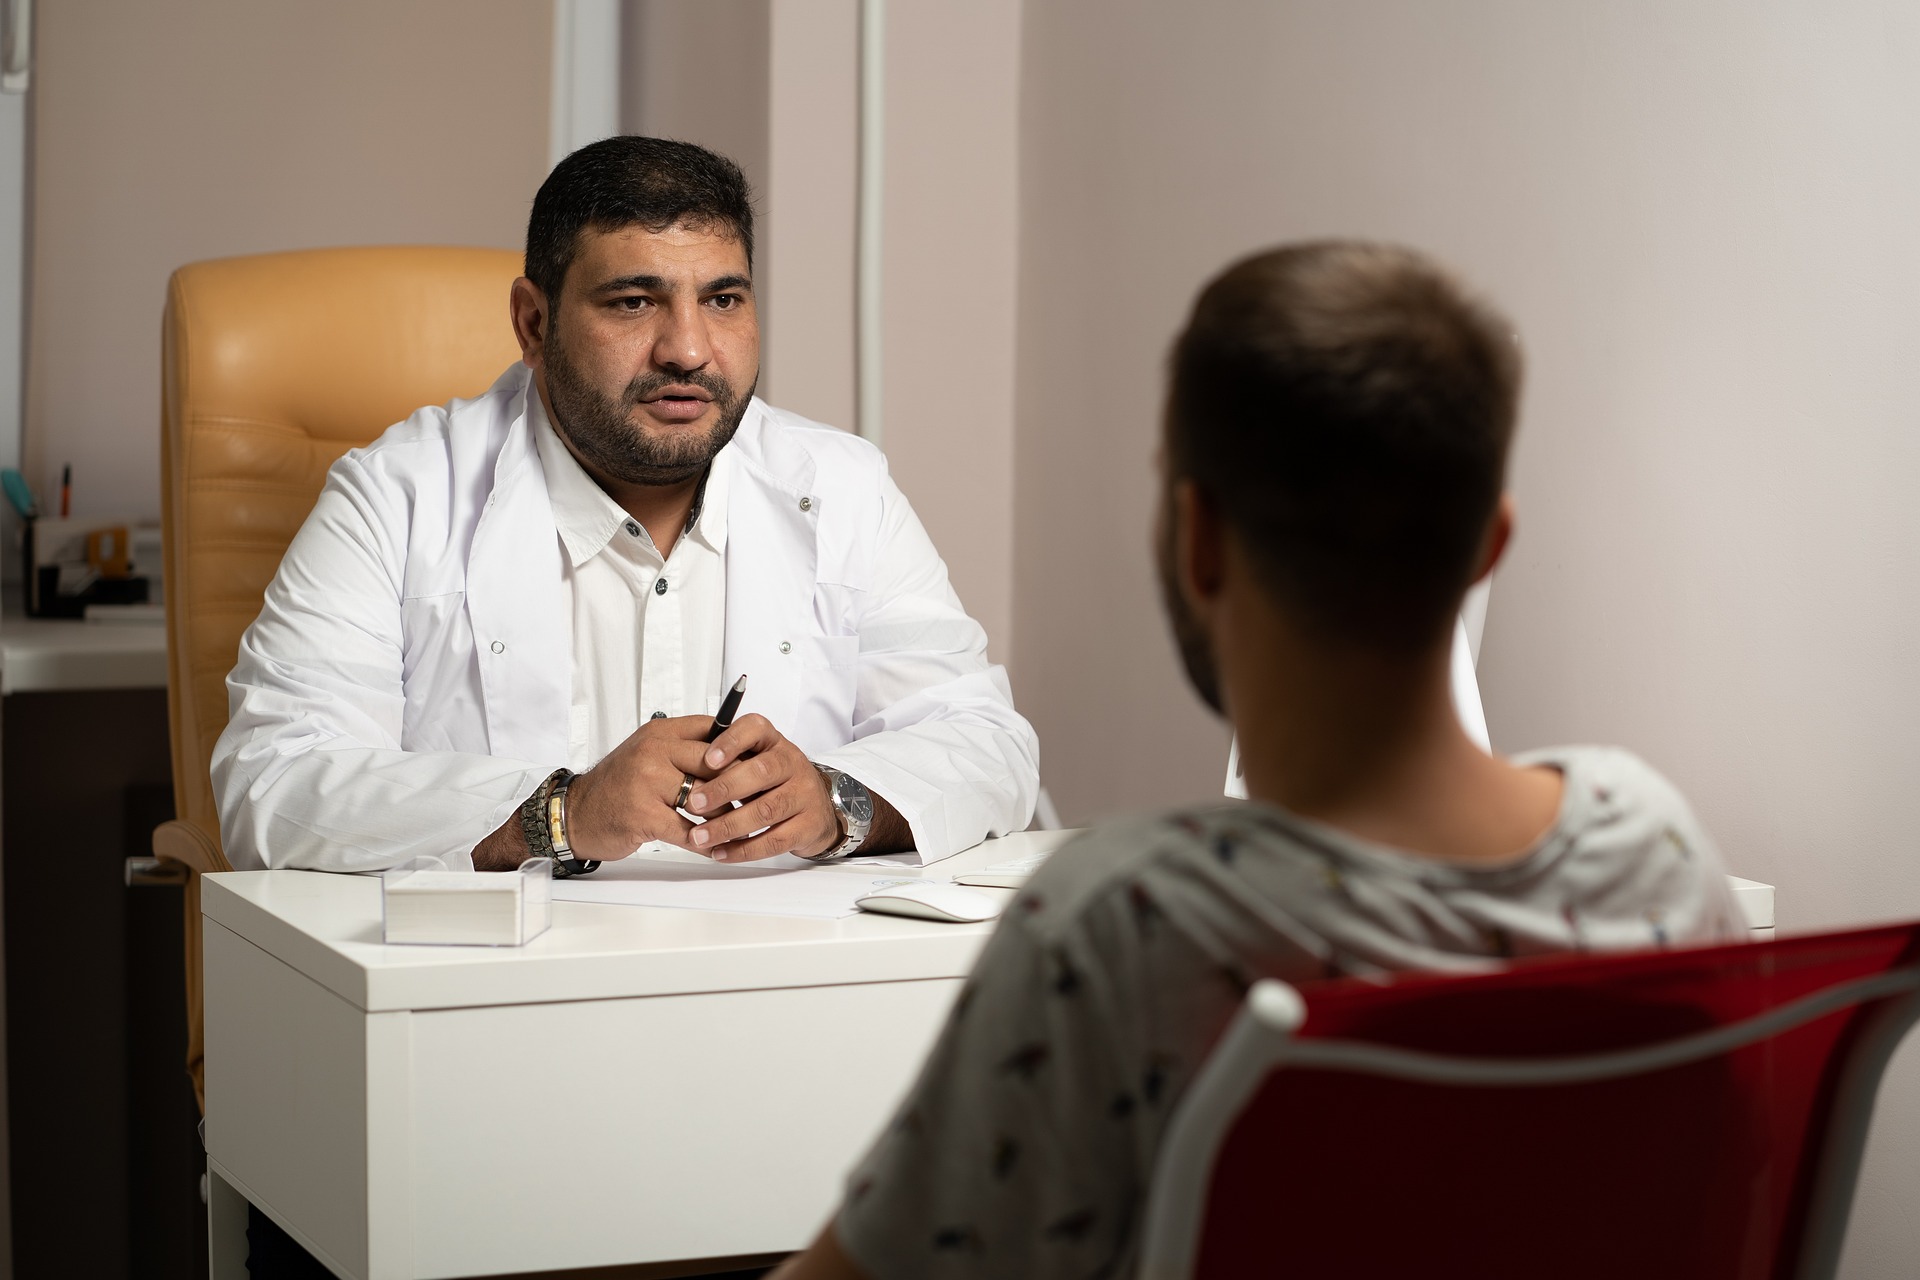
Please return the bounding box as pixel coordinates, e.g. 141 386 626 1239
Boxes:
854 881 1004 924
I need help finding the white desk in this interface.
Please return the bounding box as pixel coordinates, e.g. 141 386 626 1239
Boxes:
204 836 1780 1280
202 831 1071 1280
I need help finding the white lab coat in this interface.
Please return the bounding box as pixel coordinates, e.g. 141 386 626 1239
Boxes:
213 364 1040 872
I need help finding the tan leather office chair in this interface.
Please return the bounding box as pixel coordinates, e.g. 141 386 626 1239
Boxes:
155 245 525 1105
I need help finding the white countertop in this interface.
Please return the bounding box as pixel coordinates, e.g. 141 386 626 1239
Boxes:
0 611 168 693
202 829 1074 1014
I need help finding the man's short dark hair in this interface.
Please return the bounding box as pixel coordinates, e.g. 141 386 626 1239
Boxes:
1168 241 1521 649
524 136 755 302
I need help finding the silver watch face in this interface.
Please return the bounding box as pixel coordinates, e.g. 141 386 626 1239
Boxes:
831 770 875 834
817 767 874 852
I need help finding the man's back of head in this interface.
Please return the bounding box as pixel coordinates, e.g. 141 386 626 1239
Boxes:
1155 240 1552 862
1166 241 1520 658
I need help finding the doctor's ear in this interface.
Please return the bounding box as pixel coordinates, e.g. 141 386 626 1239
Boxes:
509 277 551 365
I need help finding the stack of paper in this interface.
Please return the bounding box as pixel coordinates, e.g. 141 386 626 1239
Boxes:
550 856 925 919
383 870 533 945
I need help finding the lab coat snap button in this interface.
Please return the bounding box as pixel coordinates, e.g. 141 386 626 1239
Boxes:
650 710 666 720
490 641 505 654
799 496 812 512
654 578 668 595
779 641 792 654
625 520 641 537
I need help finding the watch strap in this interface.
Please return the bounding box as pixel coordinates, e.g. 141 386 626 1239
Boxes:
520 769 599 877
545 772 600 876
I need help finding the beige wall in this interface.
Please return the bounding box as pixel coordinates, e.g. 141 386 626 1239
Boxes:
1012 0 1236 822
622 1 770 214
876 0 1023 658
1015 1 1920 1272
25 0 552 524
763 0 858 432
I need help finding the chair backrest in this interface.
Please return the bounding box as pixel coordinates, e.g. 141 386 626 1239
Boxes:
160 245 525 858
1139 923 1920 1280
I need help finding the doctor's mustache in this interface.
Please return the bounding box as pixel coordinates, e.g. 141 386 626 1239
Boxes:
623 369 739 407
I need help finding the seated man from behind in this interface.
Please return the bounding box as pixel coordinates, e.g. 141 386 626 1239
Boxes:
213 137 1037 874
773 241 1745 1280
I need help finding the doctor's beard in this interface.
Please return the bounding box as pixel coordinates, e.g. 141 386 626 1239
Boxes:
543 331 756 487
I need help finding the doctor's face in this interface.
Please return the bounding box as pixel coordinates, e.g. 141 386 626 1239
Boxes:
529 221 760 487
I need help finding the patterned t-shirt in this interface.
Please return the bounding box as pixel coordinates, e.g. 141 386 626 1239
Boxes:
836 746 1747 1279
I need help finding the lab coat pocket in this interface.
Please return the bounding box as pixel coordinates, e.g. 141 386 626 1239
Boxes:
795 635 861 734
399 591 483 751
797 634 861 670
401 591 469 674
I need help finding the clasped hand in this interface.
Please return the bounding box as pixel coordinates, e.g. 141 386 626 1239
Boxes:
564 713 840 864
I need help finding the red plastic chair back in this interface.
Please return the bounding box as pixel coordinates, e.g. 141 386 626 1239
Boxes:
1196 923 1920 1280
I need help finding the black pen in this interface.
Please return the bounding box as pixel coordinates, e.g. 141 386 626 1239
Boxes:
706 674 748 743
678 676 749 817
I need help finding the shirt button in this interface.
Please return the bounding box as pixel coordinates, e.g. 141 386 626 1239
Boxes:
650 710 666 721
779 640 792 654
799 496 812 512
490 641 505 654
625 520 641 537
654 578 668 595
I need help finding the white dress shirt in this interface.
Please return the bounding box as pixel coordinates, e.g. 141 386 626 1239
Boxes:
529 392 730 770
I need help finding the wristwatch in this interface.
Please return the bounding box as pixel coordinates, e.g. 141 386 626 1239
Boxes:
806 764 874 861
520 769 601 878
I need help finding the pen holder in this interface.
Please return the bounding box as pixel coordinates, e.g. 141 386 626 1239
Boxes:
381 856 554 946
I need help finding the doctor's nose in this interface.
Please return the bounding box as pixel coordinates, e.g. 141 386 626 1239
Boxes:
652 303 713 374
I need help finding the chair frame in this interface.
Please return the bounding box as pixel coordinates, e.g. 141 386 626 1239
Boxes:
1136 963 1920 1280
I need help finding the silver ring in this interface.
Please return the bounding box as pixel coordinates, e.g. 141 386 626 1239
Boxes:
673 776 695 809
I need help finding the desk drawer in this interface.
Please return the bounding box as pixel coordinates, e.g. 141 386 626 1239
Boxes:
406 978 959 1276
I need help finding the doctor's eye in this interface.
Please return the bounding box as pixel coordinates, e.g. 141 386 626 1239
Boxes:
708 293 743 311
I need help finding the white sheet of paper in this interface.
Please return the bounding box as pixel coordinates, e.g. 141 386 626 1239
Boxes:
549 854 928 919
626 838 935 868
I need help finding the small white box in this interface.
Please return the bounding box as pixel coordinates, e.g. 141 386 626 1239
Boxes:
381 858 553 946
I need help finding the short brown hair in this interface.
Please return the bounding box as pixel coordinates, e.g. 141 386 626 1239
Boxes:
1167 241 1521 648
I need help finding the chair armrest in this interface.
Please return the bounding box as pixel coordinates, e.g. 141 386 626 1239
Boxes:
152 817 228 876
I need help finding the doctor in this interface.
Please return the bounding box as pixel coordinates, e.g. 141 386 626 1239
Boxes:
213 136 1039 874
